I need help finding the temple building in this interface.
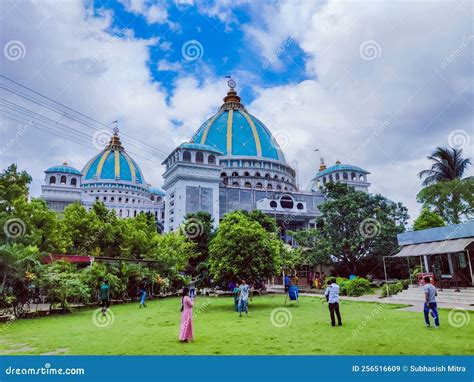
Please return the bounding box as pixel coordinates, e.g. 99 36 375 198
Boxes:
41 81 371 242
41 128 165 227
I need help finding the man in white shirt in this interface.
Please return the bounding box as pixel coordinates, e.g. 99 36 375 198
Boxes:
324 278 342 326
238 280 250 316
423 276 439 328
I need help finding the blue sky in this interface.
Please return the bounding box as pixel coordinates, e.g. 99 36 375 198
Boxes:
1 0 473 222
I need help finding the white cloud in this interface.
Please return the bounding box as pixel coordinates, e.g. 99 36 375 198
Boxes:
244 0 474 221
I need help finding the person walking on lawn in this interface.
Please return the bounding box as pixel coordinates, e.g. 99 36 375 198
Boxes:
99 280 110 316
324 278 342 327
423 276 439 328
238 280 250 316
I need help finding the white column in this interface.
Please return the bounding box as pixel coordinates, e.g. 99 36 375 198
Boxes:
467 250 474 286
423 255 430 273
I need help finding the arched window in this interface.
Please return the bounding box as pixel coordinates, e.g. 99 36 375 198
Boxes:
208 155 215 164
322 177 326 184
49 176 56 185
265 173 271 178
267 183 273 190
255 172 261 177
256 182 263 189
60 175 67 184
359 174 364 181
103 197 107 202
196 152 204 163
274 175 278 179
280 195 294 209
270 200 278 208
134 210 137 217
276 185 282 190
297 202 304 210
221 172 227 177
232 181 239 187
343 172 348 180
119 210 122 217
232 172 239 177
351 172 356 181
71 178 77 186
111 197 115 202
244 182 252 188
156 197 162 203
335 173 340 181
183 151 191 162
244 171 250 177
329 174 333 182
281 176 285 181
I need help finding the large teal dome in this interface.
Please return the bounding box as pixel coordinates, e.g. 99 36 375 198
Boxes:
82 132 144 184
191 87 286 162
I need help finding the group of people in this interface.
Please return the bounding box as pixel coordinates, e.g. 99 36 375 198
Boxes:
99 273 440 344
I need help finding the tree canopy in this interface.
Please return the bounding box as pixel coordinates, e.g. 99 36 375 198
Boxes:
413 208 445 231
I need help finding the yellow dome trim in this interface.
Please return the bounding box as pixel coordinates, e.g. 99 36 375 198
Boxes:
123 152 137 182
226 109 234 155
241 110 262 157
114 149 120 179
95 149 110 178
199 111 223 145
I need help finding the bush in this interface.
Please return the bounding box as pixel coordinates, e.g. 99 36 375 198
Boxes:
381 281 404 297
401 279 410 290
324 277 372 297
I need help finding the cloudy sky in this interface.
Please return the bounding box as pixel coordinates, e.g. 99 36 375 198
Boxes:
1 0 473 223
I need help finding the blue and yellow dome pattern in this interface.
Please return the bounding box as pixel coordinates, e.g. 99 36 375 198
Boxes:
191 88 286 162
82 133 144 184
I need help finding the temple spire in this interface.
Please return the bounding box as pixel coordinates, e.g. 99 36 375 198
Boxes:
221 77 245 110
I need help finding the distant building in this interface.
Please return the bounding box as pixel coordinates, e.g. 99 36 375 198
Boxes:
41 81 371 244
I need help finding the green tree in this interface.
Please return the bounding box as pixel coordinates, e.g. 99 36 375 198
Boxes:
289 228 331 266
413 208 446 230
208 211 282 283
417 178 474 224
0 164 32 213
418 147 471 186
309 182 408 275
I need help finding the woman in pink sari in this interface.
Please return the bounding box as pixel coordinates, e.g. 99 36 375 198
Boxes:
179 287 194 342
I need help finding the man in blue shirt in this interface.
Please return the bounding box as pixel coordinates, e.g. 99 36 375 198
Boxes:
284 275 290 292
324 278 342 326
423 276 439 328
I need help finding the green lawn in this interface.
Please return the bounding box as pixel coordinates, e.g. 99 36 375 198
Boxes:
1 295 472 355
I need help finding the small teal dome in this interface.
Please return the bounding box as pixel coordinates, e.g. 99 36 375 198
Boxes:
82 132 145 184
149 187 165 196
45 163 82 175
191 87 286 162
312 163 369 181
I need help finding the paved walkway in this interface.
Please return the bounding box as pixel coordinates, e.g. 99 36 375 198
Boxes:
267 287 474 311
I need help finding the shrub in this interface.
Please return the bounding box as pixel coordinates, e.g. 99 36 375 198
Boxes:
381 281 404 297
324 277 372 296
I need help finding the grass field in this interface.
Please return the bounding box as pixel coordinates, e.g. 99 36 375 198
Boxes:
1 295 472 355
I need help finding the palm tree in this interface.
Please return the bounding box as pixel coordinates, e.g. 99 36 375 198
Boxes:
418 147 471 186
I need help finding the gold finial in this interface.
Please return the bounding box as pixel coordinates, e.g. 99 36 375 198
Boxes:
221 77 244 110
63 161 68 166
319 157 326 172
336 159 341 164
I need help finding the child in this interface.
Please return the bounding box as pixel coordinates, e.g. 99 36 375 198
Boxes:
324 278 342 326
233 283 240 311
423 276 439 328
139 285 147 308
99 280 110 316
